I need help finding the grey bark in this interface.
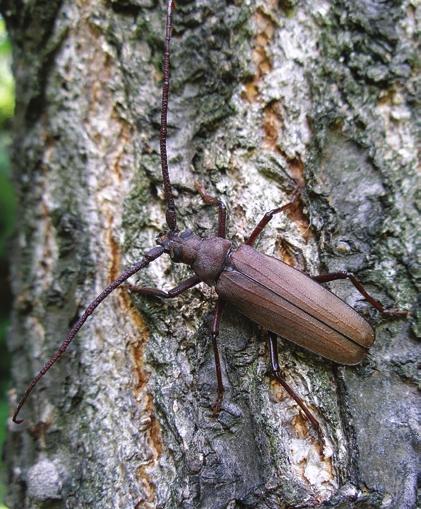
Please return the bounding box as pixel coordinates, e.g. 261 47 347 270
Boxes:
2 0 419 508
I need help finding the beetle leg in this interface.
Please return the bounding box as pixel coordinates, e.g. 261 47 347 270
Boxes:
210 299 225 415
312 272 409 318
268 332 322 436
195 182 227 238
126 275 201 298
246 187 301 246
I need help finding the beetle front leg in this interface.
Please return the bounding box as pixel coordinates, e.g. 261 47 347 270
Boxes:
195 182 227 238
246 186 301 247
268 332 322 436
126 275 201 298
210 299 225 415
312 272 409 318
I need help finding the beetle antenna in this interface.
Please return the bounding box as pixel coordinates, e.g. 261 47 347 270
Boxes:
12 246 165 424
160 0 178 232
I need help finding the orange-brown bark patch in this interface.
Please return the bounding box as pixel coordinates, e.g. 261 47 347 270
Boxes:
262 103 313 241
274 238 296 267
111 115 131 183
263 101 283 150
292 412 310 439
243 9 276 102
288 182 313 242
107 234 121 282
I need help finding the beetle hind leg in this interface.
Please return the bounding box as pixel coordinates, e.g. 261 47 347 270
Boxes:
268 332 322 436
312 272 409 318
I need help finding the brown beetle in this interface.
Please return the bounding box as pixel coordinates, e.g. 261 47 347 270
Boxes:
12 0 407 433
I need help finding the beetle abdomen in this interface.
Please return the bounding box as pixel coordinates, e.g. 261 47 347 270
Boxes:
216 245 374 365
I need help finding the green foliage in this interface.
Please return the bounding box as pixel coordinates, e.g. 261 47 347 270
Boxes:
0 14 15 290
0 20 14 126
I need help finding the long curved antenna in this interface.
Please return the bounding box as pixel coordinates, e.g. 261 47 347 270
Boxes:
12 245 165 424
160 0 178 232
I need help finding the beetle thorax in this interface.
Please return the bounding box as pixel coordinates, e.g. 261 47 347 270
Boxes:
159 230 232 286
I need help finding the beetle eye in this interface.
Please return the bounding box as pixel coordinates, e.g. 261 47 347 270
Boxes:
171 245 182 261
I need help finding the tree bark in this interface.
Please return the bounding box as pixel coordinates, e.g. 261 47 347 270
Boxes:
2 0 419 508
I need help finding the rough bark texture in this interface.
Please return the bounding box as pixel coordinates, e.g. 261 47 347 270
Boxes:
2 0 419 508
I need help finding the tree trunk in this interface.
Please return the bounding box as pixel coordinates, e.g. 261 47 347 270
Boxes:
2 0 419 508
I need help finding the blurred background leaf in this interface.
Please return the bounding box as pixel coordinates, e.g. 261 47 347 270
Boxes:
0 15 15 508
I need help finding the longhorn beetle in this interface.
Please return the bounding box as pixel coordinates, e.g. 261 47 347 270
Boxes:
12 0 408 433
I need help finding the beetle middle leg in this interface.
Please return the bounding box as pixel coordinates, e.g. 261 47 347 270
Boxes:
246 187 301 246
268 332 321 435
312 272 409 317
128 278 226 415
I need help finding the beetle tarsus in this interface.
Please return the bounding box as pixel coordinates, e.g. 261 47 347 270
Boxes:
211 394 223 416
381 308 410 318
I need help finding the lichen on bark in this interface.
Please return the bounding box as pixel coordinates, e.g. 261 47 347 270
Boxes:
2 0 419 508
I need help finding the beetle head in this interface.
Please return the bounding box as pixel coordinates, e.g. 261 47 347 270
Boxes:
157 229 201 266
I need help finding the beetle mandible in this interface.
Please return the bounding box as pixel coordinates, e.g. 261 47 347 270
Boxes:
12 0 408 433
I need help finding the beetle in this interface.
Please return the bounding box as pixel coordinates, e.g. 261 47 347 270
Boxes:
12 0 408 433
